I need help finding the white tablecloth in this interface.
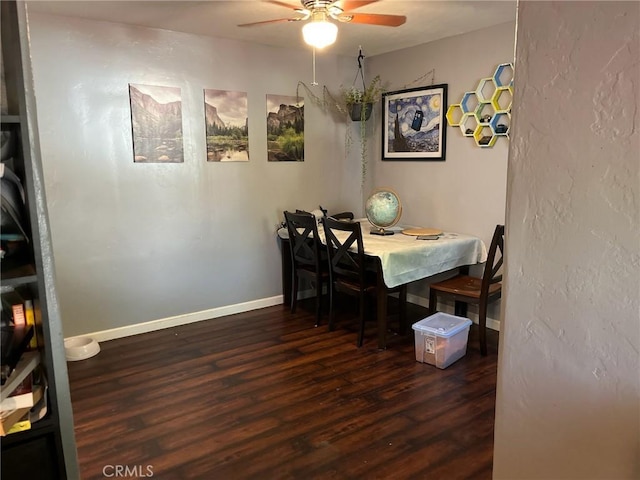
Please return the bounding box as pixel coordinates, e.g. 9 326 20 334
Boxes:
321 220 487 288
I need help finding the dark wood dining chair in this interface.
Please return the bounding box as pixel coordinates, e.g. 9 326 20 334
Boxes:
298 208 354 222
322 217 407 347
428 224 505 355
283 211 329 327
329 211 354 221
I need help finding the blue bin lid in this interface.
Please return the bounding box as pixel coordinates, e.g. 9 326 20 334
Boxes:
412 312 472 338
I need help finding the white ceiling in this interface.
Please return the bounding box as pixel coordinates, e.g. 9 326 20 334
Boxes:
27 0 517 57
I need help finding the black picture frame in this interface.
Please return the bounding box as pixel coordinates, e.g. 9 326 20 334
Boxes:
382 84 448 161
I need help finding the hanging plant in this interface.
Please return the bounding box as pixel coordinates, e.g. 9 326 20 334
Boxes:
342 74 382 122
341 65 382 187
296 80 366 183
348 102 373 122
294 53 436 190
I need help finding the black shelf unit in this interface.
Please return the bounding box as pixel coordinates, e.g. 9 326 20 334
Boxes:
1 1 79 478
1 115 21 124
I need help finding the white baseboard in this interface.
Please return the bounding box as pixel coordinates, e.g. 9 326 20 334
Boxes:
69 291 499 345
66 295 284 343
406 293 501 332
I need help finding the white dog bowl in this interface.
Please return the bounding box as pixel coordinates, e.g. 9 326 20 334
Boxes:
64 336 100 361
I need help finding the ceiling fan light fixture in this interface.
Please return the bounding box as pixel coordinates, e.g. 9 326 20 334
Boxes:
302 16 338 49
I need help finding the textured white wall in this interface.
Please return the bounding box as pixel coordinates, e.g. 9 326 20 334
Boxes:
28 13 358 337
494 2 640 478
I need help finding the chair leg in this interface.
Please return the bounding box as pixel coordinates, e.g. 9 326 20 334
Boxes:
357 292 366 347
314 278 322 327
454 300 468 317
398 286 408 335
428 288 437 315
327 283 335 332
479 299 488 356
290 272 298 314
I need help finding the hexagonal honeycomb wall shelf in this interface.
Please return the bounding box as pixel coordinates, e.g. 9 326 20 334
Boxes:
447 63 514 148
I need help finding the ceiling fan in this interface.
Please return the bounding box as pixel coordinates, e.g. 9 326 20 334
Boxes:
238 1 407 49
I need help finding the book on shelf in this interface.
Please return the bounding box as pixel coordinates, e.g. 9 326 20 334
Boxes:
0 349 39 395
0 383 44 436
1 287 39 349
1 373 42 411
23 299 37 349
11 303 25 326
1 324 34 383
4 418 31 435
7 372 32 396
1 288 26 326
27 376 49 424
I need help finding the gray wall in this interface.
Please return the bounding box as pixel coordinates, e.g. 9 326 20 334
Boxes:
28 13 360 337
494 1 640 478
29 13 515 338
368 21 513 251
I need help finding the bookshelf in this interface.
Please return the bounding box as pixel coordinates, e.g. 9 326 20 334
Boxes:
1 1 79 478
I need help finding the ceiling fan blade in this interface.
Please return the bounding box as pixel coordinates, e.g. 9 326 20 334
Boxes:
336 1 380 11
341 12 407 27
238 17 301 27
265 0 303 10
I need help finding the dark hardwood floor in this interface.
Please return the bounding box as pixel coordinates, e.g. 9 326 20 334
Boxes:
67 298 499 479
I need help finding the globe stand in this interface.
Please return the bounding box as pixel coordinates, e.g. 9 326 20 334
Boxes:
370 227 395 236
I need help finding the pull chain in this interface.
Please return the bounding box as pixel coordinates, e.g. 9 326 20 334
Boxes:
311 48 318 86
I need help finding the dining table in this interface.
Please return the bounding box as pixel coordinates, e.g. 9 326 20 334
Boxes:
278 219 487 349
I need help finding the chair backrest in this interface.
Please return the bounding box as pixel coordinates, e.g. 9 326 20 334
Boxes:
329 211 354 221
298 208 354 222
319 205 354 222
284 211 323 274
481 224 505 298
322 217 366 285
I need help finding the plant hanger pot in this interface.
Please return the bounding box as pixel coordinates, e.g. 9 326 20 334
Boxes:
349 102 373 122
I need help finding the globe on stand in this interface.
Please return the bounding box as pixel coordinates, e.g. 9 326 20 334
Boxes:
365 188 402 235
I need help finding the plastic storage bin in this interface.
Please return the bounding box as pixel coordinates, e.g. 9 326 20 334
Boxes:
412 313 472 368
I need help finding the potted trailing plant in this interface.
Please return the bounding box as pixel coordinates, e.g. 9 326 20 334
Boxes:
341 74 383 187
343 74 383 121
294 72 385 188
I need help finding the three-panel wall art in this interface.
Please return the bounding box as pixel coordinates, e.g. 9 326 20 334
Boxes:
128 84 305 163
